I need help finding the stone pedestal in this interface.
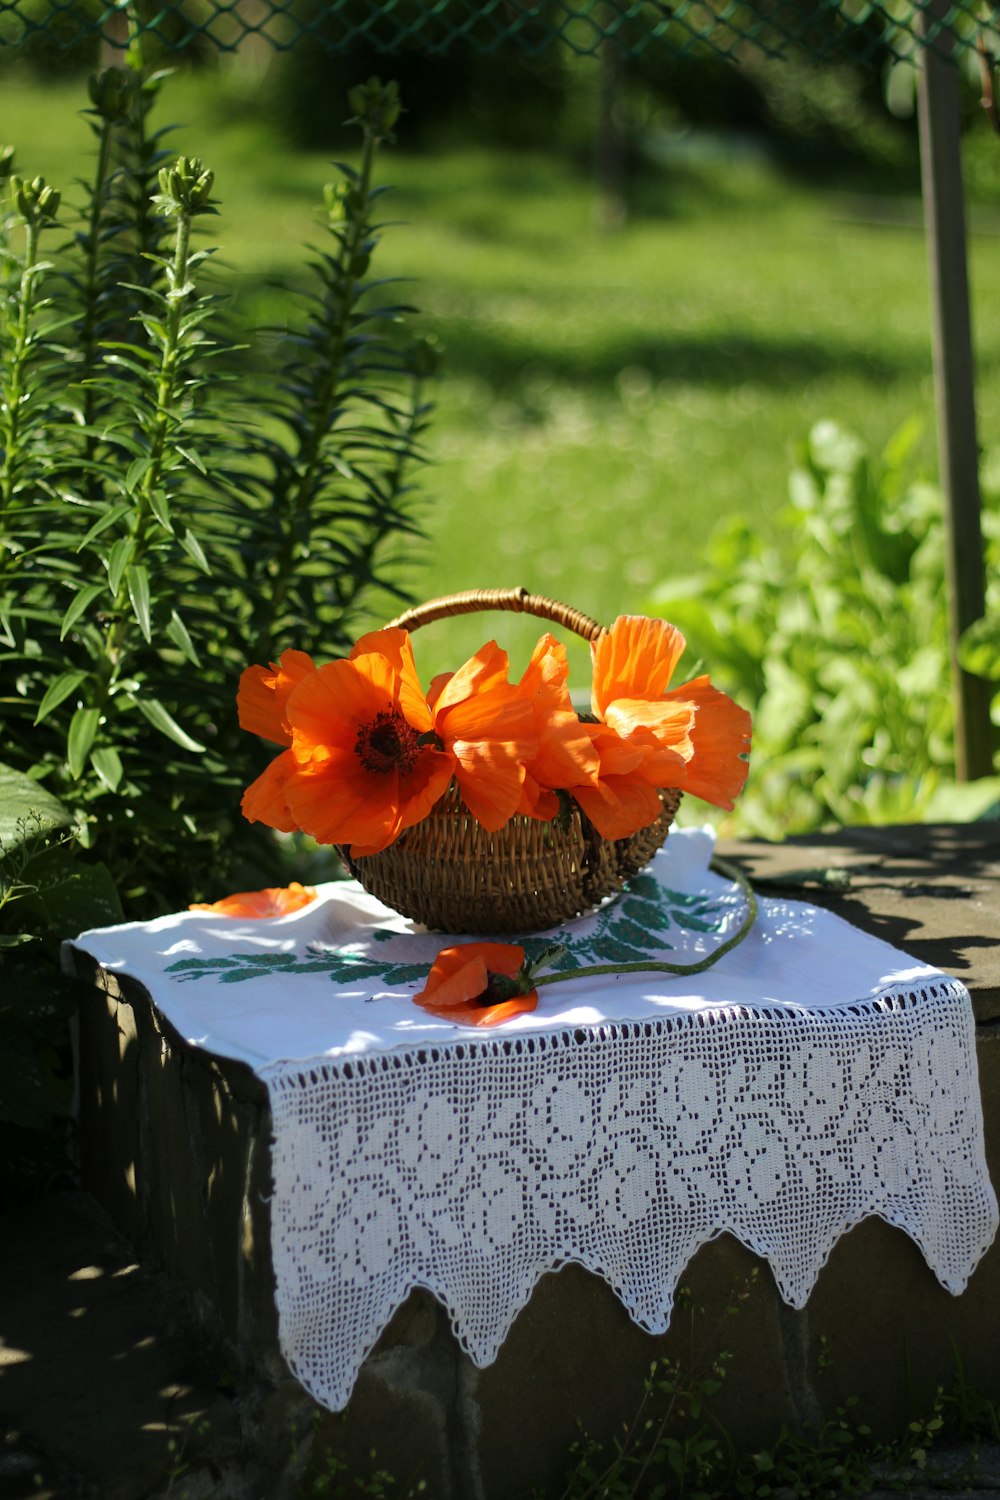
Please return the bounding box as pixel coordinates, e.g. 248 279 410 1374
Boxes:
70 824 1000 1500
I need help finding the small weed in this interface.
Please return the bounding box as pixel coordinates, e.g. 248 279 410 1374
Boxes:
553 1299 1000 1500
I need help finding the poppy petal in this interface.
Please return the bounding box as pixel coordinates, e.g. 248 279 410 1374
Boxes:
451 739 527 831
591 615 686 718
603 696 696 755
190 883 317 918
414 992 538 1026
238 650 317 745
573 775 665 841
287 747 453 855
414 948 491 1008
436 681 537 750
517 772 560 821
241 749 300 833
428 640 511 715
669 677 752 809
351 627 433 732
286 655 399 755
518 634 600 791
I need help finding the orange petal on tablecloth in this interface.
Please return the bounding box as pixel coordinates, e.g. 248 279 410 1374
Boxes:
189 882 317 918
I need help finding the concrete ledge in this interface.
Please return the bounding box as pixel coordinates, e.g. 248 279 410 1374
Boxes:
69 824 1000 1499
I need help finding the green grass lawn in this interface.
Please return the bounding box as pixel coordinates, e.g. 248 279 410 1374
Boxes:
7 64 1000 680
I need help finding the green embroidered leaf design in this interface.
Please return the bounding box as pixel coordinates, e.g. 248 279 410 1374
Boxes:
161 870 735 989
165 948 431 987
670 912 719 933
591 934 656 964
619 895 674 931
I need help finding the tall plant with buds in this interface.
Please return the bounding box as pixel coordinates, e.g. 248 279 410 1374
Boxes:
0 72 436 912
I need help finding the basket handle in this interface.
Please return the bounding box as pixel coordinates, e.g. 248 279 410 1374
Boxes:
387 587 604 643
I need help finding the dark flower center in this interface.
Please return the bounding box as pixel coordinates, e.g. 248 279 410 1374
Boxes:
355 708 420 775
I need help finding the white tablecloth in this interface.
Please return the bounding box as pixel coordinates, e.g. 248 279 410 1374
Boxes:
67 829 998 1411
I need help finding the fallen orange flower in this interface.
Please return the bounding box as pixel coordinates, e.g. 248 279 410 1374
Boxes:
189 882 317 918
413 941 539 1026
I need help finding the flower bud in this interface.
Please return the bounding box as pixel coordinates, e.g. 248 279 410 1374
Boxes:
12 174 60 224
157 156 216 215
88 67 132 122
347 77 402 141
412 335 443 381
0 146 15 183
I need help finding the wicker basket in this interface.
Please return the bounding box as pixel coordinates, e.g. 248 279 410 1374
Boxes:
337 588 682 934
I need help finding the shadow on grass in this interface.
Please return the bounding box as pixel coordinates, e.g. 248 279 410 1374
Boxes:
432 324 907 393
224 271 911 397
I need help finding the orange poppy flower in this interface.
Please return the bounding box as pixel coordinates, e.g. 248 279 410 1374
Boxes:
277 629 454 857
579 615 751 838
413 942 538 1027
189 882 317 918
514 633 600 820
425 641 539 831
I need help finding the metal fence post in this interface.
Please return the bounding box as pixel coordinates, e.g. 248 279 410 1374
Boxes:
917 0 994 779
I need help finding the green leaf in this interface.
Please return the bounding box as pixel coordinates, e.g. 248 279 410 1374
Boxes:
19 844 124 936
126 564 152 642
125 456 151 494
148 487 172 532
959 617 1000 681
67 706 101 780
180 528 210 573
90 746 123 793
165 608 200 665
60 583 104 639
0 763 71 848
176 445 207 474
34 670 88 726
106 536 133 596
76 501 131 551
130 694 205 753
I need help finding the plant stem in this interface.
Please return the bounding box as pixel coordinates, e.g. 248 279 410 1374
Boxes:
533 857 758 988
0 216 40 519
101 204 193 685
79 114 117 463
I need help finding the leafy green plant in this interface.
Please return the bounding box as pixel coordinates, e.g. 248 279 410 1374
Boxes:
552 1287 1000 1500
652 418 1000 838
551 1277 758 1500
1 64 435 915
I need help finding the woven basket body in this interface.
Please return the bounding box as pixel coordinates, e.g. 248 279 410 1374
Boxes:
340 783 682 934
337 588 683 934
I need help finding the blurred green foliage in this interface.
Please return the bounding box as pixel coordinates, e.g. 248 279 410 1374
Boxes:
652 418 1000 837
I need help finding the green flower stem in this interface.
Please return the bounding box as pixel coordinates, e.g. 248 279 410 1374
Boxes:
0 215 42 519
102 204 193 681
532 856 758 988
79 114 118 454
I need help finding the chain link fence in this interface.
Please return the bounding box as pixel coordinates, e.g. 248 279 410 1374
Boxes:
0 0 994 66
